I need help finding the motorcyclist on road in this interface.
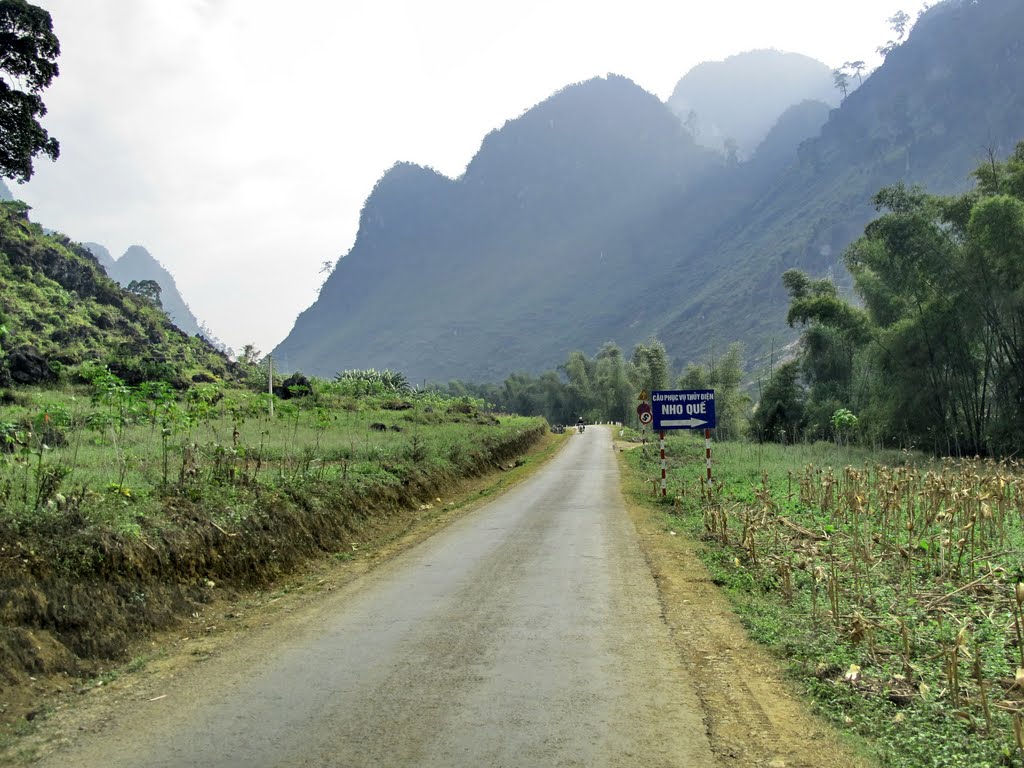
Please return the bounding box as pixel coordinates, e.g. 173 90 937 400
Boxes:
577 416 585 433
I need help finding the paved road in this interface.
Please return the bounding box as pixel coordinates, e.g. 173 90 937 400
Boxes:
47 426 715 767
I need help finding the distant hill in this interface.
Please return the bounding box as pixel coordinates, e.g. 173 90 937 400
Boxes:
275 74 723 381
83 243 203 337
82 240 116 272
0 205 233 388
274 0 1024 383
666 49 838 158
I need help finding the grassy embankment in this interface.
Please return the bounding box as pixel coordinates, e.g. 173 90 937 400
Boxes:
0 372 546 688
622 433 1024 768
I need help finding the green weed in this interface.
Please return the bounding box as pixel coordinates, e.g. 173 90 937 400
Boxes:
1 372 544 565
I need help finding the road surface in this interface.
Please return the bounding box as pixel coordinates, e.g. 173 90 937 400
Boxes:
42 426 716 767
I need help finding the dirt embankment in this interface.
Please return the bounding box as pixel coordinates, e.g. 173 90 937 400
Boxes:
0 425 547 701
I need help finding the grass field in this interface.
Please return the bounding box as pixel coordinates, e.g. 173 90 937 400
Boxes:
1 372 544 545
622 432 1024 768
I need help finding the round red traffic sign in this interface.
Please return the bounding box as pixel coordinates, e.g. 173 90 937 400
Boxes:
639 411 652 425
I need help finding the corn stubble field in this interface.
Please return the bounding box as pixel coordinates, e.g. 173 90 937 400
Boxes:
626 435 1024 768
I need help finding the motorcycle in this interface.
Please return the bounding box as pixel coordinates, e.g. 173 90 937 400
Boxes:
577 422 585 433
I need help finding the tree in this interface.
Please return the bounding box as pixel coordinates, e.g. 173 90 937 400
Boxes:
593 342 633 425
239 343 262 365
782 268 872 441
877 10 911 58
502 372 545 418
677 343 750 440
843 60 866 86
683 109 698 138
678 363 707 391
0 0 60 182
831 68 849 99
563 350 596 420
780 144 1024 455
831 408 859 446
629 339 670 396
723 137 739 166
846 183 988 452
888 10 911 40
752 361 805 444
126 279 163 308
709 343 749 440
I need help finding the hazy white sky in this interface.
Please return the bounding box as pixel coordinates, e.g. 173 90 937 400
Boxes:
17 0 926 356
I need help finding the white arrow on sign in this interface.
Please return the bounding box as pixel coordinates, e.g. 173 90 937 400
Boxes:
660 418 707 428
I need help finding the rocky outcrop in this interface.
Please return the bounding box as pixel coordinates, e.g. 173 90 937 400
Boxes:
7 345 55 385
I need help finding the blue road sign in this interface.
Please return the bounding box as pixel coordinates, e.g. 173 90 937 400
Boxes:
651 389 716 430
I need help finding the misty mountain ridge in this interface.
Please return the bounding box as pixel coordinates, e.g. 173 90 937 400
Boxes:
1 178 210 343
273 0 1024 384
667 49 838 158
273 65 818 381
277 74 723 381
83 242 204 338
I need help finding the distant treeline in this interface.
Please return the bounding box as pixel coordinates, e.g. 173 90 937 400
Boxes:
437 340 750 441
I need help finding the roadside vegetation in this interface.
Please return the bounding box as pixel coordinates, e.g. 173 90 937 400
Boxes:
444 338 751 440
622 433 1024 767
0 365 545 686
1 367 539 539
766 141 1024 456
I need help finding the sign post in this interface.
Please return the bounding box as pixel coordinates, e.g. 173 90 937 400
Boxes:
659 429 667 495
651 390 716 497
703 428 712 495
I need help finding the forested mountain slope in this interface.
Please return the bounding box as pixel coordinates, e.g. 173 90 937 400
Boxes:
0 204 233 387
651 0 1024 368
275 0 1024 384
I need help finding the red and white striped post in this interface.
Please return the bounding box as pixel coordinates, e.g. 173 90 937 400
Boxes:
704 428 713 491
660 430 667 496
